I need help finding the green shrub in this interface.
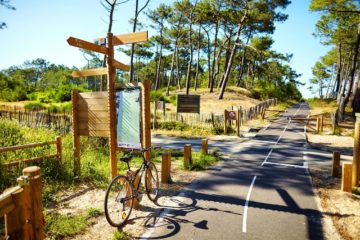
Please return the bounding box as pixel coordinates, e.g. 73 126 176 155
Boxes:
0 119 25 147
113 230 127 240
24 101 46 111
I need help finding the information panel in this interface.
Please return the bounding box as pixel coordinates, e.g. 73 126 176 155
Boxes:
116 88 141 149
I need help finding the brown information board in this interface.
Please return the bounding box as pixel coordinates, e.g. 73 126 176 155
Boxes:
176 95 200 114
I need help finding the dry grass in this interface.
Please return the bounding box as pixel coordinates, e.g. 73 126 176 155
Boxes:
161 87 260 115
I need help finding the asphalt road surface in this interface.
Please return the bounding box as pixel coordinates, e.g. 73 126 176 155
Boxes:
142 103 324 240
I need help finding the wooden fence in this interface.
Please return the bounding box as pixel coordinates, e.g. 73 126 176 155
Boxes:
0 166 44 239
0 109 71 134
156 98 278 130
0 137 62 168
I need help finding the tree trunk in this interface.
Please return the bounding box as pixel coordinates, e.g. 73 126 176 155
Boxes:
205 29 211 89
352 71 360 114
335 43 342 95
236 32 252 87
194 26 201 91
155 29 164 90
185 1 198 95
339 23 360 119
210 19 219 93
218 11 248 100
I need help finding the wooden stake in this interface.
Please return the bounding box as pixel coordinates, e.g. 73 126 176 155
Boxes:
184 144 192 169
201 139 208 155
320 114 324 133
142 80 151 161
224 110 228 135
332 151 340 178
56 136 62 162
161 152 171 183
342 163 352 192
352 122 360 186
236 110 241 137
316 117 320 133
107 32 117 179
71 90 81 176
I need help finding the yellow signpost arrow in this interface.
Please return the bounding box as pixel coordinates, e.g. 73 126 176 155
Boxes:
67 37 108 54
71 67 108 78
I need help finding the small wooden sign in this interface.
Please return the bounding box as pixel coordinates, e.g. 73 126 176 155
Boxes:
227 110 237 120
156 101 165 110
177 95 200 114
71 67 108 78
112 60 130 71
67 37 108 54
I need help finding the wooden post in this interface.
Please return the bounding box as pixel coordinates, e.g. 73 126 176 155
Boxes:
184 144 192 169
201 139 208 155
56 136 62 162
320 114 324 133
142 80 151 161
133 171 141 209
71 90 81 176
6 166 44 240
224 110 228 135
161 152 171 183
342 163 352 192
236 110 241 137
316 117 320 133
332 151 340 177
107 32 117 179
352 121 360 186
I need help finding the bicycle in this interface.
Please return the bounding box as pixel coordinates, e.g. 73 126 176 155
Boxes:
104 147 159 227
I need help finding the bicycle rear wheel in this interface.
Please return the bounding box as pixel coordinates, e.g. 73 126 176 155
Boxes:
145 162 159 201
104 175 133 227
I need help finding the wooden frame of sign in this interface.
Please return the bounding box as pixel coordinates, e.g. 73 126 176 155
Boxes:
224 109 241 137
68 31 149 178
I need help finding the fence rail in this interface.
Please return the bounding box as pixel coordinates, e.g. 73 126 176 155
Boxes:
1 136 62 168
156 98 278 130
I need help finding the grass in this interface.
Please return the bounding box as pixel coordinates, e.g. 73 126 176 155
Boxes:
44 207 103 239
307 98 338 115
113 230 128 240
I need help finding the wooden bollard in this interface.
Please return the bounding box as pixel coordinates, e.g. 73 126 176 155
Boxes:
316 117 320 133
332 152 341 177
161 152 171 183
352 121 360 187
6 166 45 240
342 163 352 192
184 144 192 169
201 139 208 155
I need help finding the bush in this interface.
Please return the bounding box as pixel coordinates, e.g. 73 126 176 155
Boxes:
24 101 46 111
0 119 25 147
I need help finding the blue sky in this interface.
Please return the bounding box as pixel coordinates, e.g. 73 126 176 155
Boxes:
0 0 329 98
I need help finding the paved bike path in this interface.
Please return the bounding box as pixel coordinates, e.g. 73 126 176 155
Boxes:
142 103 323 239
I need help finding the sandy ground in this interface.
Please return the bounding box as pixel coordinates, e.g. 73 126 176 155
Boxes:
45 161 204 240
306 114 360 239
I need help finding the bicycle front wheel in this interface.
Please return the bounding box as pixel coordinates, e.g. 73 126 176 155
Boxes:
145 162 159 202
104 175 133 227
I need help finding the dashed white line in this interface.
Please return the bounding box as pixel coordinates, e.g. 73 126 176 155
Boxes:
242 175 257 233
261 148 273 166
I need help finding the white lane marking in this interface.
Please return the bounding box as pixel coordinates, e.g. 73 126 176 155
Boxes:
275 119 291 145
242 176 257 233
293 103 303 116
261 148 273 166
263 161 308 169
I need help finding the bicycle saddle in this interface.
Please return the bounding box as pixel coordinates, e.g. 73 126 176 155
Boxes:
120 154 133 162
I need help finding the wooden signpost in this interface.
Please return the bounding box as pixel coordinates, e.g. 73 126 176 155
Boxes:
224 109 241 137
68 31 148 178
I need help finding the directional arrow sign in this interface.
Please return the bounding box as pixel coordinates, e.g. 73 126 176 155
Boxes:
112 31 148 46
112 60 130 71
67 37 108 54
71 67 108 78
